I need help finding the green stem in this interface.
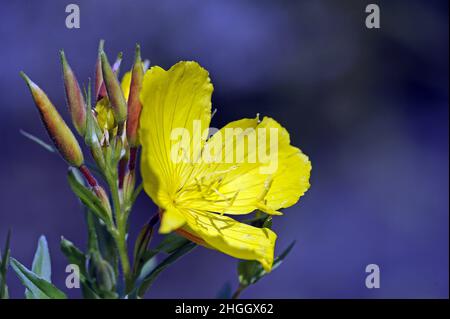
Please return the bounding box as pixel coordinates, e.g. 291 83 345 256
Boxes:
114 231 132 292
231 285 246 299
107 171 132 293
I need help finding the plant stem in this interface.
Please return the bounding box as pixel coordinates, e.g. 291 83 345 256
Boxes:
114 231 132 292
231 285 246 299
107 170 132 293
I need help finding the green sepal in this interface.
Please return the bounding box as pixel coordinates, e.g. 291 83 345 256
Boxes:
237 241 296 288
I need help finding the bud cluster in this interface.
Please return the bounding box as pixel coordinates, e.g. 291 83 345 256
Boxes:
21 41 147 292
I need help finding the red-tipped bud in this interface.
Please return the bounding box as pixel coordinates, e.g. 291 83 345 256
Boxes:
94 40 105 101
60 50 87 136
93 185 113 219
126 44 144 147
100 51 127 126
21 72 84 167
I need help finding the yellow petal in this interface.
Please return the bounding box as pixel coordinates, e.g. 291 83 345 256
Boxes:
257 117 311 211
121 71 131 101
181 208 276 272
139 61 213 208
159 206 187 234
95 97 116 131
176 116 311 215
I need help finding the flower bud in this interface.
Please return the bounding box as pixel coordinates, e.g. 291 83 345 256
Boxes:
60 50 87 136
83 84 106 169
94 40 105 101
21 72 84 167
122 170 136 202
93 185 112 219
126 44 144 147
100 51 127 127
87 252 116 292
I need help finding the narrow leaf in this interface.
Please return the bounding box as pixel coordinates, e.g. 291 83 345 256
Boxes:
20 129 55 153
60 237 86 275
132 214 159 276
67 169 110 224
10 258 67 299
238 241 296 287
155 233 190 254
0 230 11 299
26 236 52 298
31 236 51 280
136 241 196 297
60 237 103 299
93 216 118 273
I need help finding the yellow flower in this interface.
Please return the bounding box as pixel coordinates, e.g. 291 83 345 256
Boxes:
139 61 311 271
94 72 131 133
95 97 116 132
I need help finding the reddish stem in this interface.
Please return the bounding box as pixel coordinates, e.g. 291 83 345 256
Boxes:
79 165 98 188
118 157 128 189
129 147 138 171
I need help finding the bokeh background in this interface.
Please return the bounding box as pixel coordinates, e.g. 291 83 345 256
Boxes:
0 0 448 298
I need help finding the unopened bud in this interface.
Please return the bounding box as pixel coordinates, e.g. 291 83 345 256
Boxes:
100 51 127 126
94 40 105 101
93 185 112 219
87 252 116 292
83 83 105 169
122 170 136 202
21 72 84 167
60 50 87 136
126 44 144 147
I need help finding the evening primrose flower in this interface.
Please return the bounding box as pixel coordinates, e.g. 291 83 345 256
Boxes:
95 97 117 132
94 50 127 138
94 70 131 137
139 61 311 271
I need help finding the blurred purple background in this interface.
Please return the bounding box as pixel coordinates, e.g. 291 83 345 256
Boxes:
0 0 448 298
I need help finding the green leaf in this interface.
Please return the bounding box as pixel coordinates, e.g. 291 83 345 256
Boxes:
238 241 296 287
133 220 154 261
10 258 67 299
26 236 52 298
132 219 155 276
20 129 55 153
0 230 11 299
155 233 190 254
67 168 111 225
135 241 196 298
92 215 118 273
132 215 161 276
60 237 86 275
60 237 104 299
31 236 51 280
